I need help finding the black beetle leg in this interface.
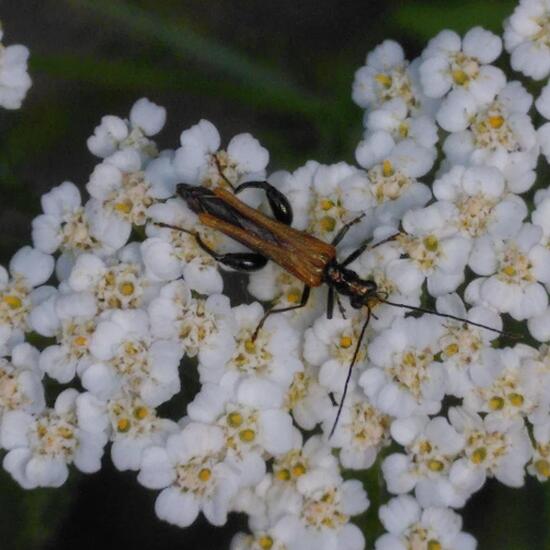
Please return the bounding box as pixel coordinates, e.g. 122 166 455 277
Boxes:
234 181 293 226
195 234 268 272
331 213 366 246
252 285 311 340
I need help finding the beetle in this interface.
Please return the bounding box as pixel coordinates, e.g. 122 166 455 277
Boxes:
161 180 509 436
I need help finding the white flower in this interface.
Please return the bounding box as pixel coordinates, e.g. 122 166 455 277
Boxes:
352 40 436 115
383 416 465 507
148 280 235 357
187 383 294 459
399 202 472 296
174 119 269 192
449 407 532 490
284 365 332 431
304 313 370 395
143 198 227 294
326 390 391 470
362 98 439 151
82 309 183 407
354 140 434 226
441 82 538 193
138 422 245 527
463 346 540 420
0 247 54 352
1 389 107 488
295 468 369 550
31 181 110 257
104 391 178 471
34 290 98 383
248 263 326 331
467 223 550 320
199 302 302 399
376 495 476 550
436 293 502 398
87 150 156 231
345 236 424 331
433 165 527 242
528 421 550 481
504 0 550 80
0 343 44 419
230 516 307 550
67 249 157 312
360 316 445 417
87 97 165 159
304 162 372 246
0 29 31 109
419 27 504 103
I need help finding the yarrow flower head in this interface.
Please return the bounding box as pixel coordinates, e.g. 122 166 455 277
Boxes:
6 4 550 548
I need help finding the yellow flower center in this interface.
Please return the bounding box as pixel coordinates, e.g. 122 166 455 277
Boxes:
276 468 291 481
3 295 22 309
423 235 439 252
133 406 148 420
286 289 301 304
244 340 256 354
258 536 274 550
58 426 74 439
419 440 433 454
239 429 256 442
428 540 442 550
509 393 524 407
445 343 459 356
471 447 487 464
382 159 394 177
427 459 445 472
227 412 243 428
502 265 516 277
117 418 131 433
375 73 393 88
119 282 135 296
487 115 505 129
489 396 504 411
198 468 211 482
73 336 88 347
452 69 468 85
114 201 133 214
319 216 336 232
320 199 334 211
292 463 307 477
535 459 550 478
339 335 353 349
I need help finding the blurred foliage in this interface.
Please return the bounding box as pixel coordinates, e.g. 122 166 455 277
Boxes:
1 0 550 548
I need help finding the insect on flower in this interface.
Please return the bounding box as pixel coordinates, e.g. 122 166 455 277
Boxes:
160 179 510 436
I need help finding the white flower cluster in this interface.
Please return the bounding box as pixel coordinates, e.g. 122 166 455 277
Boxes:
3 2 550 548
0 22 31 109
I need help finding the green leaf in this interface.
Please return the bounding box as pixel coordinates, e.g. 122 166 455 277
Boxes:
0 468 76 550
65 0 324 118
31 54 317 116
392 0 515 40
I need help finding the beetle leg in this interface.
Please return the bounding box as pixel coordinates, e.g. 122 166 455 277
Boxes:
252 285 311 340
331 213 366 246
327 286 335 320
194 234 268 271
234 181 293 226
340 232 401 267
156 223 268 271
335 293 347 319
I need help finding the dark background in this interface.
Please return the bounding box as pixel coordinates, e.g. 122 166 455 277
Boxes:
0 1 548 548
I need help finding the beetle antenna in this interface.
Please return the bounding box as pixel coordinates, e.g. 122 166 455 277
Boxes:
329 307 372 439
214 156 236 190
379 298 519 339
